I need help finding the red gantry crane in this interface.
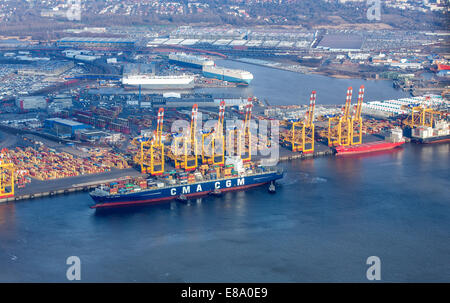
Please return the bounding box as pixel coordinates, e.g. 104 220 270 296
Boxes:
350 85 365 145
291 90 316 153
328 87 353 147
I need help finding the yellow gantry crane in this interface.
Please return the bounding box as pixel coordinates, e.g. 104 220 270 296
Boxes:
150 107 165 175
291 90 316 153
328 86 367 147
350 85 365 145
328 87 353 147
202 100 226 166
238 98 253 162
328 85 365 147
172 104 199 171
0 152 14 199
133 108 165 175
402 96 444 129
406 107 434 128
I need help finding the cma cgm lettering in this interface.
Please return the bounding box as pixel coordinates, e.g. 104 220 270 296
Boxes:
90 171 283 209
170 178 246 196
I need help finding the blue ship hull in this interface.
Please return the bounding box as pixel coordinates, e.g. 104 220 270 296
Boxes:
90 171 283 209
203 71 252 84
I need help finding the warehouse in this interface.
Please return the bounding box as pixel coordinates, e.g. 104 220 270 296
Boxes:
57 37 136 49
44 118 91 138
15 96 48 111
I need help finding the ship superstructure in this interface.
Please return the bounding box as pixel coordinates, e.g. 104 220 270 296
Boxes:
122 74 195 90
169 52 214 69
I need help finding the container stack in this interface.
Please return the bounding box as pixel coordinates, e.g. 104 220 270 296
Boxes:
4 146 131 184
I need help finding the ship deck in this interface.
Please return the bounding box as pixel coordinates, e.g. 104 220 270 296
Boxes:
102 168 281 196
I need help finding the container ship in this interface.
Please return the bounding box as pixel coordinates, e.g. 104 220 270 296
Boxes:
168 52 214 69
122 74 195 90
89 157 283 209
335 128 405 155
202 65 253 85
410 120 450 144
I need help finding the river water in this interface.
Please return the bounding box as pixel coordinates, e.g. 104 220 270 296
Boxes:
195 59 409 105
0 63 448 282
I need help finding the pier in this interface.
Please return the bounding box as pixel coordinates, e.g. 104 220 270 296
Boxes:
0 168 143 204
0 147 336 204
0 135 397 204
279 149 334 161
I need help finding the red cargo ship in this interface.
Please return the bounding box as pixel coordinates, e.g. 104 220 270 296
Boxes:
335 141 405 155
437 64 450 71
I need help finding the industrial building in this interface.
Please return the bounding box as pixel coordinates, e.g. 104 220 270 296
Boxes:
18 60 75 76
362 95 446 117
15 96 48 111
57 37 136 49
123 63 158 76
77 129 121 144
317 34 364 52
47 95 73 114
150 93 248 108
44 118 91 138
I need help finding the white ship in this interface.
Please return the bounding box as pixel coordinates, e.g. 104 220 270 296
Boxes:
202 65 253 85
122 74 195 90
168 52 214 69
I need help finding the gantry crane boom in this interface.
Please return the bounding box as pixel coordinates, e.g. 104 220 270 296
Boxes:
174 104 198 171
338 87 353 146
328 87 352 147
202 100 226 166
213 100 226 165
150 107 165 175
238 98 253 162
343 87 353 120
291 90 316 153
350 85 364 145
306 91 316 126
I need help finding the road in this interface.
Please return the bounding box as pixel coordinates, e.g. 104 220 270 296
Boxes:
0 130 18 149
16 168 143 196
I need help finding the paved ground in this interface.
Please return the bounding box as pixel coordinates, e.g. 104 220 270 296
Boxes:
16 168 143 196
0 131 18 149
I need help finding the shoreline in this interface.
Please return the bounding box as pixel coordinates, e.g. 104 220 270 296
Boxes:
1 139 431 205
228 58 384 81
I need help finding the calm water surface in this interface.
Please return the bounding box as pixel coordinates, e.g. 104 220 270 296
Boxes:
195 59 409 105
0 143 448 282
0 65 447 282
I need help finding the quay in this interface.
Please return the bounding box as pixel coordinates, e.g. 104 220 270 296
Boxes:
0 136 396 204
279 149 334 161
0 147 336 204
0 168 143 204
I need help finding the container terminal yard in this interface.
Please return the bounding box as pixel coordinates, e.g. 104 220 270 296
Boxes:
0 36 449 206
1 4 450 281
1 86 448 205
